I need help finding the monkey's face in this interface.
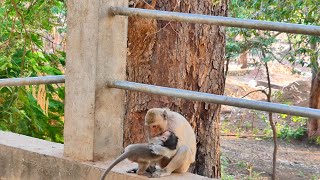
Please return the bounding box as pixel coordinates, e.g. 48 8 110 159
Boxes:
145 109 168 137
147 116 168 137
159 131 171 141
148 124 163 137
162 131 178 150
148 115 168 137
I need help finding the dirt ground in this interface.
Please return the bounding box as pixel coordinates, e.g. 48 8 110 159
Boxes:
220 61 320 180
221 137 320 180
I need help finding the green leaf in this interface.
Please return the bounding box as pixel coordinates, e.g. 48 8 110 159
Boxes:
30 34 43 48
41 66 63 75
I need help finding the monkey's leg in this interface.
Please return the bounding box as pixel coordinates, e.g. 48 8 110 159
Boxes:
127 166 154 173
137 162 150 175
165 146 191 174
146 165 156 173
152 146 190 177
127 164 156 175
159 157 171 169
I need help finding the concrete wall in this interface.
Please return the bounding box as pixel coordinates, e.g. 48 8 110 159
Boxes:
64 0 128 161
0 131 212 180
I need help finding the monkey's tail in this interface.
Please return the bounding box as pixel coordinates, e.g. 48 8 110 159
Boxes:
100 152 130 180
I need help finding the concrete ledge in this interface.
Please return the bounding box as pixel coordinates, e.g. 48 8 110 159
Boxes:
0 131 211 180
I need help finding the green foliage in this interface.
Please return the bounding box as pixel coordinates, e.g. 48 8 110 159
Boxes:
314 136 320 145
221 154 263 180
248 171 263 180
311 174 320 180
236 161 247 169
227 0 320 72
277 125 307 139
276 116 307 140
221 155 235 180
0 0 66 143
257 114 307 140
227 0 320 142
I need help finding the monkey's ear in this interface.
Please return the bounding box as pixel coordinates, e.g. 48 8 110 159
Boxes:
162 110 168 120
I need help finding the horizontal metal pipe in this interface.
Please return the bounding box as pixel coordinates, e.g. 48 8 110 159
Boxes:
110 7 320 36
106 80 320 119
0 75 65 87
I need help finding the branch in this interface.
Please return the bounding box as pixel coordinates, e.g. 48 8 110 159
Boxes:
223 58 230 88
32 31 60 45
0 14 17 50
11 0 29 72
287 34 293 51
0 40 10 49
272 32 282 38
241 89 268 98
26 0 36 13
254 63 263 79
11 0 26 31
266 50 287 65
8 17 17 43
263 51 277 180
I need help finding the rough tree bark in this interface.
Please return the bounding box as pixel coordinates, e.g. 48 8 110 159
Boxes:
309 72 320 137
239 50 248 69
124 0 228 178
308 42 320 138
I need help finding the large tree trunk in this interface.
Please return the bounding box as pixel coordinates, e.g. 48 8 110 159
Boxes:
124 0 228 178
308 42 320 138
309 71 320 137
239 50 248 69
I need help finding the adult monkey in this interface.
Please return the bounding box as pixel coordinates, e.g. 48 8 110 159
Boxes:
145 108 196 177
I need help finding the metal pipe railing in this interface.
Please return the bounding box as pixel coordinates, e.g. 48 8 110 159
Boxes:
0 75 65 87
110 7 320 36
106 80 320 119
2 76 320 119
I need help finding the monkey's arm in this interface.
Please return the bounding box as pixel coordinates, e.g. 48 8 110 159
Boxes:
149 144 177 158
151 145 191 178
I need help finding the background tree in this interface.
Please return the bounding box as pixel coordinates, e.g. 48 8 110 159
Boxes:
0 0 66 142
227 0 320 140
124 0 228 178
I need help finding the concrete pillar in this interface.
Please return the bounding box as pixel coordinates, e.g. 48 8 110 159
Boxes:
64 0 127 161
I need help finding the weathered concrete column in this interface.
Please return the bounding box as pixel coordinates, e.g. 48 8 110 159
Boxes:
65 0 127 161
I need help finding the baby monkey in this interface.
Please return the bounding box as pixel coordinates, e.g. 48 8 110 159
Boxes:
100 131 178 180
